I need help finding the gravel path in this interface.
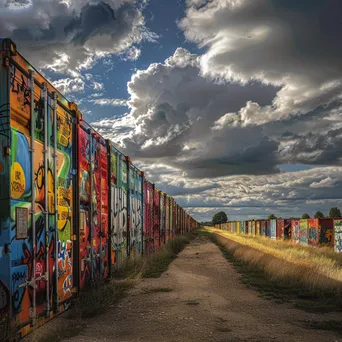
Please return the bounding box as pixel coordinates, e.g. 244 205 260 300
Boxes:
63 236 341 342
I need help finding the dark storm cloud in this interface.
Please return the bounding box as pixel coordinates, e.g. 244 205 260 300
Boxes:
0 0 151 71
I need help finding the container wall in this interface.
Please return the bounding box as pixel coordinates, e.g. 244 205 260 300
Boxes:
5 47 75 334
129 165 143 256
108 144 128 269
78 122 109 287
276 220 284 239
260 221 266 236
299 219 308 246
0 45 11 320
284 219 291 239
143 180 154 254
160 193 165 245
240 221 245 233
256 221 261 235
308 218 320 247
165 196 170 242
292 220 300 244
334 219 342 253
319 218 334 247
172 199 176 238
269 220 276 239
153 189 161 252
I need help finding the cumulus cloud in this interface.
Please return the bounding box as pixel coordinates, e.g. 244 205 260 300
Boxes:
97 48 278 177
180 0 342 126
0 0 156 72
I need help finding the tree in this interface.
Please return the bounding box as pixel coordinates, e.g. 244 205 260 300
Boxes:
329 207 341 218
212 211 228 225
302 213 310 219
268 213 276 220
314 211 324 219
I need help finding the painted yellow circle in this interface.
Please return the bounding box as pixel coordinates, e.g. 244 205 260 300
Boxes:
11 162 26 199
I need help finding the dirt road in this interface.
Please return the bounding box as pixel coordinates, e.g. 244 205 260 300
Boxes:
65 236 341 342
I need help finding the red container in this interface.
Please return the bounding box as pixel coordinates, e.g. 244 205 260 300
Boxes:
276 219 285 239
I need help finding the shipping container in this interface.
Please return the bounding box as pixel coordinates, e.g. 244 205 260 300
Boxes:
308 218 320 247
265 220 271 237
256 221 261 235
143 179 154 254
107 142 128 269
319 218 334 247
128 162 143 257
334 219 342 253
276 219 284 239
236 221 241 234
240 221 245 233
78 118 109 287
284 219 291 239
299 219 308 246
153 188 161 252
0 38 76 336
251 221 256 235
291 220 300 244
260 221 266 236
269 220 277 239
165 196 170 242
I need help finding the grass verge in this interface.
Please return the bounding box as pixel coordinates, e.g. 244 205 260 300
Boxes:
198 228 342 316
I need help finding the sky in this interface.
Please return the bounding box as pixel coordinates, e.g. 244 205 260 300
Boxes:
1 0 342 222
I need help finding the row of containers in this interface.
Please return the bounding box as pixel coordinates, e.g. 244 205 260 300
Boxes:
0 39 199 338
214 218 342 252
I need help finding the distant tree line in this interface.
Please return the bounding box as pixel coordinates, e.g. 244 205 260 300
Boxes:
211 207 342 225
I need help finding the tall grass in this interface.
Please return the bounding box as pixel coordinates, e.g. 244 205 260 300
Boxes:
209 228 342 289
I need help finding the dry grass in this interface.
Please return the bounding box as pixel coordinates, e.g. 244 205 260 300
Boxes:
209 228 342 291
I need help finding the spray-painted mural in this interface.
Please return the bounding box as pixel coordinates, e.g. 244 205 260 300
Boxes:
165 196 170 242
334 220 342 253
160 193 165 246
308 219 320 247
78 123 108 287
143 180 153 254
299 219 308 246
292 220 300 244
153 189 160 252
129 165 143 256
109 145 128 268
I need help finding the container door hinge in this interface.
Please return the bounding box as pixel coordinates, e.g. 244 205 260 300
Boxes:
71 234 77 241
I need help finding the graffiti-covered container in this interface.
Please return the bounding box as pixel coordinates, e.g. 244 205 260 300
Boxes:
153 189 161 252
276 220 285 239
240 221 246 234
299 219 308 246
165 196 170 242
256 221 261 235
108 144 128 269
251 221 256 235
319 218 334 247
143 180 154 254
128 163 143 256
269 220 277 239
265 220 270 237
333 219 342 253
78 119 109 287
260 221 266 236
284 219 291 239
0 39 75 336
291 220 300 244
308 218 320 247
236 221 241 234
